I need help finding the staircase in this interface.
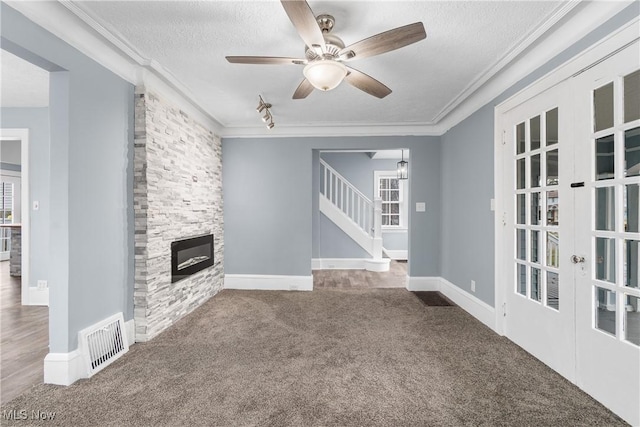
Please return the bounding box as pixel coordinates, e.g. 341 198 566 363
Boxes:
319 160 390 272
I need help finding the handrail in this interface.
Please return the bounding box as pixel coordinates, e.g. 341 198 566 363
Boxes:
320 159 379 238
320 159 371 204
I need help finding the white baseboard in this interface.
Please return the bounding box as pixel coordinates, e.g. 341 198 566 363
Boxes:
407 276 496 331
312 258 390 272
124 318 135 345
44 350 87 386
224 274 313 291
382 249 408 260
406 276 441 291
27 287 49 306
438 278 496 331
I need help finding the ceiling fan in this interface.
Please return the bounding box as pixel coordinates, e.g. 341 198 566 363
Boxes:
226 0 426 99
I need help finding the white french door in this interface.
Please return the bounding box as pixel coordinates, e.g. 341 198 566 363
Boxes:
500 40 639 426
571 44 640 425
502 82 576 381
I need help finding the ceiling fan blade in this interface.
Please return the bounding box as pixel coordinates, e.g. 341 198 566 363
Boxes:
339 22 426 61
226 56 306 65
293 78 314 99
344 67 392 99
281 0 326 54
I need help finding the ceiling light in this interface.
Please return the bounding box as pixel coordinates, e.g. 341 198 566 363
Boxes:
397 150 408 180
303 60 347 91
267 121 275 130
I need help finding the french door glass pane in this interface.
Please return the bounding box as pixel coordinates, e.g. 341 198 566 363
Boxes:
596 134 615 180
625 295 640 346
595 237 616 283
517 122 526 154
595 287 616 335
531 267 541 302
531 192 541 225
546 150 558 185
517 194 526 224
517 264 527 295
624 127 640 177
547 232 559 268
546 190 559 226
547 271 559 310
546 108 558 146
595 187 615 231
594 82 614 132
531 115 541 150
517 158 526 189
531 154 541 188
624 239 640 289
625 184 640 232
517 229 526 261
624 70 640 123
531 230 540 263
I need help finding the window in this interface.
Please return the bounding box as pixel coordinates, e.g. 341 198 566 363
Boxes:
0 182 13 253
375 171 407 228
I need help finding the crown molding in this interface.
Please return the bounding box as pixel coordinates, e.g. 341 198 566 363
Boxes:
5 0 636 140
4 0 223 134
220 123 445 139
431 0 581 124
437 0 636 133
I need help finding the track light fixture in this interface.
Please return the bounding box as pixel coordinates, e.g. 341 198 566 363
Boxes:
256 95 275 129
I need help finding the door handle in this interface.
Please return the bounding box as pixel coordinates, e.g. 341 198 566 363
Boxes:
571 255 585 264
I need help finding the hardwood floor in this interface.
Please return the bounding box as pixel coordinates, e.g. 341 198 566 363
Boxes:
313 260 407 289
0 260 48 404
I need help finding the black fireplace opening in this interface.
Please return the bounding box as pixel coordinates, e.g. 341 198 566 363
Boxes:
171 234 214 283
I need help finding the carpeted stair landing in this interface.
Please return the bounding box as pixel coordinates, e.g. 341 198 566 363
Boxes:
1 289 626 426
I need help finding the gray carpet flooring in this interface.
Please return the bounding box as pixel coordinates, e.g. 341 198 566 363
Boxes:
1 289 626 426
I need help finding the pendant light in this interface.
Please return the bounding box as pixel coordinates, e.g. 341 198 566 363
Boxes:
397 150 408 180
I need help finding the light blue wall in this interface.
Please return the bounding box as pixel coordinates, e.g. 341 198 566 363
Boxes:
318 213 369 258
223 136 440 278
440 2 640 307
0 108 50 291
1 4 135 353
317 151 408 258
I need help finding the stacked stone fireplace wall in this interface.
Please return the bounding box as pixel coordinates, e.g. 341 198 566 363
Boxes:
134 87 224 342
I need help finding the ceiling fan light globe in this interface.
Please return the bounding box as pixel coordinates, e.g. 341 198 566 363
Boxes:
303 60 347 91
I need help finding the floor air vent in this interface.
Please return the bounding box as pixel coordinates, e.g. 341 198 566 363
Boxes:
79 313 129 377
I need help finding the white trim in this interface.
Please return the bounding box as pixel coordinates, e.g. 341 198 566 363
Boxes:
6 1 633 138
432 1 581 124
28 287 48 306
496 18 640 114
382 249 408 260
312 258 368 270
438 278 496 332
43 350 86 386
224 274 313 291
439 1 635 133
0 129 31 306
406 276 441 292
407 276 496 331
220 123 445 138
124 318 135 346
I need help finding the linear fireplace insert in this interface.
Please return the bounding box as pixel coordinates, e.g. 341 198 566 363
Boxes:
171 234 214 283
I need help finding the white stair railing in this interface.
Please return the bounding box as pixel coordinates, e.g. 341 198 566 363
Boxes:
320 159 377 237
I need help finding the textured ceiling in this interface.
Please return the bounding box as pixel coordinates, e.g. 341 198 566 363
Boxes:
1 49 49 108
73 2 563 129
